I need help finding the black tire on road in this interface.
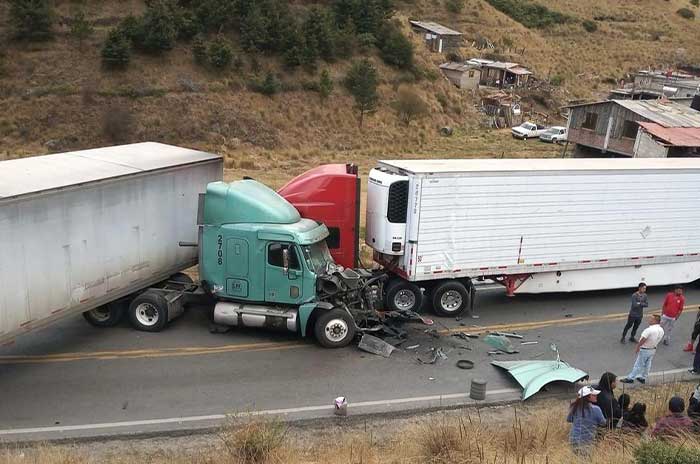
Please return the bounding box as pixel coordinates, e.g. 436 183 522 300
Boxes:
82 301 126 328
128 291 169 332
431 280 469 317
314 308 356 348
385 279 423 312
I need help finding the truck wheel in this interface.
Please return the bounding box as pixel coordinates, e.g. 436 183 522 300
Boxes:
432 281 469 317
82 301 126 328
385 279 423 312
314 309 356 348
128 291 169 332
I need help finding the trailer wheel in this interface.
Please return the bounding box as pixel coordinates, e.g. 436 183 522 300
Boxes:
385 279 423 312
128 291 169 332
82 301 126 328
432 281 469 317
314 309 356 348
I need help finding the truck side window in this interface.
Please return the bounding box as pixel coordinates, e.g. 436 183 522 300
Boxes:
268 243 300 269
326 227 341 250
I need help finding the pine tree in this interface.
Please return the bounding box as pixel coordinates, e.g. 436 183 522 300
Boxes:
69 10 94 49
101 29 131 69
319 69 334 103
344 59 379 128
9 0 55 41
139 0 178 53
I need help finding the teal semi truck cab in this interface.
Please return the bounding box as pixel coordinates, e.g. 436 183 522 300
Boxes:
199 179 383 347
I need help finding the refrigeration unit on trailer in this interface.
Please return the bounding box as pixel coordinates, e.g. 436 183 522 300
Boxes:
0 142 223 344
366 158 700 316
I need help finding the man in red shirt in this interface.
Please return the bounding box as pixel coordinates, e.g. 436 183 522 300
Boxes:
660 285 685 346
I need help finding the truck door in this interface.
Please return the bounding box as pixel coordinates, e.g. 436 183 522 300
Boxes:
265 242 304 304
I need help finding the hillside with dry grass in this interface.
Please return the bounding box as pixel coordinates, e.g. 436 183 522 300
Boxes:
1 0 700 180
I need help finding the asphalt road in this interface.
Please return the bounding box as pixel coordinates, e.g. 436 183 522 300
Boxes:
1 285 699 442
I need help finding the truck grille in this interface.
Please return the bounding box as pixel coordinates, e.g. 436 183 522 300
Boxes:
387 181 409 223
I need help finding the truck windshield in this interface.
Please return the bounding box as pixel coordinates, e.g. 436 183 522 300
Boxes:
302 241 334 274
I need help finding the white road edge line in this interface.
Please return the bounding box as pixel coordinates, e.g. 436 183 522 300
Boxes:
0 388 520 436
2 367 694 437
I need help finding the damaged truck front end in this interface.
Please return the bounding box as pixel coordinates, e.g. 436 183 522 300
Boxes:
200 178 385 348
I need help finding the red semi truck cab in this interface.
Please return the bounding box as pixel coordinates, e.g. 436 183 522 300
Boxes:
278 164 360 269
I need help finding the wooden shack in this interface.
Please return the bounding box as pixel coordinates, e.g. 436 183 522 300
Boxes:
565 99 700 157
439 62 481 90
409 20 462 53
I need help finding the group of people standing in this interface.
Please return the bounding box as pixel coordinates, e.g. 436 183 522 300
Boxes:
566 283 700 454
619 283 698 383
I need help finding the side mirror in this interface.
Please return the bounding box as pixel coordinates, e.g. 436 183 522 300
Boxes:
282 248 290 274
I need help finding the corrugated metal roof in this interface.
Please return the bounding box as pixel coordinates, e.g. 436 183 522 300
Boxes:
409 20 462 36
638 122 700 147
0 142 221 199
378 157 700 175
564 99 700 127
483 61 520 70
615 100 700 127
439 61 479 72
509 66 532 75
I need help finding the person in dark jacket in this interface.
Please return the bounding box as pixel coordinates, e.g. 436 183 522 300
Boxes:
622 402 648 431
621 283 648 343
595 372 622 426
688 384 700 431
688 312 700 374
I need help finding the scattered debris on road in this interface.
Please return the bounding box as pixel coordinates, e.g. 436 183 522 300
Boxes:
521 341 539 346
334 396 348 416
416 347 448 364
492 331 523 339
358 334 396 358
456 359 475 369
484 334 519 354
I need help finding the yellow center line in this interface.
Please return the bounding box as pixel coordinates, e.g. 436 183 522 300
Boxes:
440 304 700 336
3 304 699 365
0 341 306 365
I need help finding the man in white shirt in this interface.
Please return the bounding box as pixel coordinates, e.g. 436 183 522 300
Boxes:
620 314 664 384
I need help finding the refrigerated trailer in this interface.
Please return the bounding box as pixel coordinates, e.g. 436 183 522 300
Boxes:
0 143 223 344
365 158 700 316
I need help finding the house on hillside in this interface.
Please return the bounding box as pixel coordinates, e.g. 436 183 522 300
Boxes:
610 70 700 100
466 59 532 88
409 20 462 53
635 124 700 158
439 62 481 90
564 99 700 157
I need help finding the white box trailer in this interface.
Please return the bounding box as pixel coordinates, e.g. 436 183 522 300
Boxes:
366 158 700 316
0 142 222 344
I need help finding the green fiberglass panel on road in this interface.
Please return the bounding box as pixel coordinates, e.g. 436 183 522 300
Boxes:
203 180 301 225
491 360 588 400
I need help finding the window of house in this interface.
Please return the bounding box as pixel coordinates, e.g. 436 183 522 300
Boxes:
267 243 300 269
326 227 341 250
468 70 475 78
582 112 598 130
622 120 638 138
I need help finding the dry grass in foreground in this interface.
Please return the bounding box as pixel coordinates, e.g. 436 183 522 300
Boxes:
2 382 700 464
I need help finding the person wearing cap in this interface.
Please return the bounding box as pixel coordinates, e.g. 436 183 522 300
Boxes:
651 396 693 439
660 285 684 346
567 386 606 454
620 314 664 384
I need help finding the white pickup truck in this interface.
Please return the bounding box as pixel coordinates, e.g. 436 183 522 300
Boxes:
511 122 547 139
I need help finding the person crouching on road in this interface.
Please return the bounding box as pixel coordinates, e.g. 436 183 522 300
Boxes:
688 312 700 375
567 386 606 455
620 314 664 384
651 396 693 439
660 285 684 346
595 372 622 427
621 283 648 343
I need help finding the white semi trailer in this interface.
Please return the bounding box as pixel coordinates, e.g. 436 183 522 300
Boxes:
366 158 700 316
0 142 222 344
